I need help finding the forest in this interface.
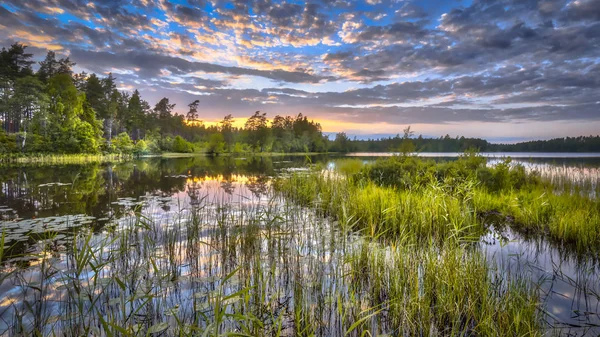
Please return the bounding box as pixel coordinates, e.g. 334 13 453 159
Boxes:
336 133 600 153
0 43 327 156
1 42 598 157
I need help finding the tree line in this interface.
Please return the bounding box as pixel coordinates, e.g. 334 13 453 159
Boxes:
331 133 600 153
1 43 598 156
0 43 327 156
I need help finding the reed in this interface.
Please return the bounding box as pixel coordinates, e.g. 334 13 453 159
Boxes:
274 169 484 244
275 155 600 257
0 153 130 166
0 179 543 336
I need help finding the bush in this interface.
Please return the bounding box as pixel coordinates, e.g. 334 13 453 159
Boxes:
133 139 149 156
172 136 194 153
23 133 50 153
232 142 252 153
112 132 134 154
146 139 161 153
0 130 18 154
207 133 225 154
357 153 542 193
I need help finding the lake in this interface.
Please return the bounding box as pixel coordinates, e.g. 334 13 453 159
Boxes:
0 153 599 336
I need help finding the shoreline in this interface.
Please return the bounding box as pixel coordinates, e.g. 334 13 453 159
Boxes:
3 150 600 166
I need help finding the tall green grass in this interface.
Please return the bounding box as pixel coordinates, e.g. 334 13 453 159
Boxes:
0 153 130 166
347 241 540 336
0 182 544 336
276 154 600 257
275 168 483 244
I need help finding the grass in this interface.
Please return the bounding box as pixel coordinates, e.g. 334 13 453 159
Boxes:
6 152 599 335
473 189 600 253
158 151 329 159
347 241 540 336
275 173 483 245
0 153 130 166
276 154 600 258
0 172 545 336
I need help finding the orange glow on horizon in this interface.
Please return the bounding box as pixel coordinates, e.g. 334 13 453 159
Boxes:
183 116 418 135
187 174 251 184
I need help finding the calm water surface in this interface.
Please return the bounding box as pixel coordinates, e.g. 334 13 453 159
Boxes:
0 154 599 336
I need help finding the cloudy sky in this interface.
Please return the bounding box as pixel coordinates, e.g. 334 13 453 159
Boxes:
1 0 599 141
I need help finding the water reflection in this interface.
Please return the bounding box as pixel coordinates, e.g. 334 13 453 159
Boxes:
0 175 339 335
483 223 600 335
0 156 317 226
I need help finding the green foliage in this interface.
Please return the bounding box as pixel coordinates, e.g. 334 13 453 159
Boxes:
334 158 364 177
207 133 225 154
22 133 47 152
133 139 148 156
232 142 251 153
143 130 162 154
172 135 194 153
275 171 482 243
357 153 540 193
112 132 134 154
276 153 600 256
45 74 103 153
0 130 17 153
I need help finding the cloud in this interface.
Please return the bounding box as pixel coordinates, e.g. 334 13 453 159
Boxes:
0 0 599 137
69 49 335 83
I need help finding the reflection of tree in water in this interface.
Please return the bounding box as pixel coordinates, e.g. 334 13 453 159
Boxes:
187 179 203 206
0 164 106 219
220 175 236 195
0 155 322 222
246 175 269 197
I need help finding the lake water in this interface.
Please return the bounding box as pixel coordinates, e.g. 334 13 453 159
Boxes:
349 152 600 158
0 153 599 336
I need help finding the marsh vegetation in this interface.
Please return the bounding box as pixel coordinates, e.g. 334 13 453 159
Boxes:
0 154 599 336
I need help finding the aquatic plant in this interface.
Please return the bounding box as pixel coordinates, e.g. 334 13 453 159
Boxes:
0 181 543 336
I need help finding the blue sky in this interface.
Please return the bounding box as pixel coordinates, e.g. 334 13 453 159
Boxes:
1 0 599 141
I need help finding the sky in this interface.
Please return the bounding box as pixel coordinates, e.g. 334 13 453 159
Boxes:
1 0 599 142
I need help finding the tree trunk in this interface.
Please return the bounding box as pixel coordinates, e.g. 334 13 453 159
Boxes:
21 122 27 151
106 117 113 145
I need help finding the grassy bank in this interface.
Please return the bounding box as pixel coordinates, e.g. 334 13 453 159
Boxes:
0 153 131 165
275 154 600 256
158 151 329 158
0 151 326 165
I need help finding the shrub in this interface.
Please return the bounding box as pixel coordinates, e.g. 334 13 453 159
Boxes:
0 130 18 154
133 139 148 156
207 133 225 155
172 136 194 153
112 132 134 154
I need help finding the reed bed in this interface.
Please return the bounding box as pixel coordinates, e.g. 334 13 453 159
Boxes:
507 161 600 198
0 179 542 336
279 155 600 258
274 172 483 245
0 153 130 166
